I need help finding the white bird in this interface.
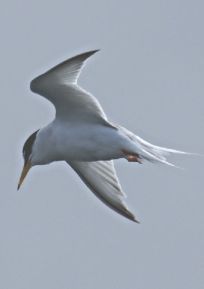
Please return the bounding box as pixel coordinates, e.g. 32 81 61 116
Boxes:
18 50 187 222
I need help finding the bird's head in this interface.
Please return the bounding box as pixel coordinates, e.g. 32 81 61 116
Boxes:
17 130 39 190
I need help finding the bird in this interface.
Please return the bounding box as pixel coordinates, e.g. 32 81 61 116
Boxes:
18 50 187 223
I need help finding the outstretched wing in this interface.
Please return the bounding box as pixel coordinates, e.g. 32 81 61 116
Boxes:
30 50 113 126
67 160 138 222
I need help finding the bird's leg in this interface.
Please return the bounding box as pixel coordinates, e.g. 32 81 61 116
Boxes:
122 150 142 163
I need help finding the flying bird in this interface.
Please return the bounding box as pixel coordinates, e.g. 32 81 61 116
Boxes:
18 50 187 222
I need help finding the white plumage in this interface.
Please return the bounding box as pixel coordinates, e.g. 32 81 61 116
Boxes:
18 50 187 222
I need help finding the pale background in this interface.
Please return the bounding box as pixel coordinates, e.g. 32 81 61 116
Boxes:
0 1 204 289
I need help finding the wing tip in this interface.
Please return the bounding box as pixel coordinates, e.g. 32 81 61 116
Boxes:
90 49 100 53
122 207 140 223
79 49 100 60
125 214 140 223
30 49 101 92
133 217 140 224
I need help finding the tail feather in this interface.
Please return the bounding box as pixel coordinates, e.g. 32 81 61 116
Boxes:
135 136 190 167
135 136 189 156
119 126 189 167
137 148 177 167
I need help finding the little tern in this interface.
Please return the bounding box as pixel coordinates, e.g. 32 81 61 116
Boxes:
18 50 187 222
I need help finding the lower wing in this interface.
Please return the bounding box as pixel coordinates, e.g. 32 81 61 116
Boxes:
67 160 138 222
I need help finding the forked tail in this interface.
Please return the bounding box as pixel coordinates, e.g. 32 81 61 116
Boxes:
120 126 191 167
134 135 189 167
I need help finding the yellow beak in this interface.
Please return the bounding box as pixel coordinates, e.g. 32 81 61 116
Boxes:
17 160 32 190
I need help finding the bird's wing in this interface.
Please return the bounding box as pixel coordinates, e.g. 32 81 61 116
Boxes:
30 50 114 127
67 160 138 222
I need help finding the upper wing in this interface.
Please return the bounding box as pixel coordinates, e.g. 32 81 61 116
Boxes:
67 160 138 222
30 50 113 126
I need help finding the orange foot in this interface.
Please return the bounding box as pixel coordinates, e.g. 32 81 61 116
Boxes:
122 150 142 163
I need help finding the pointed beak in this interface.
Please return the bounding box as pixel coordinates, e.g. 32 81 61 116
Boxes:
17 160 32 190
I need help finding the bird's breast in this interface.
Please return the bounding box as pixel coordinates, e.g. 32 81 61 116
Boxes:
31 123 125 165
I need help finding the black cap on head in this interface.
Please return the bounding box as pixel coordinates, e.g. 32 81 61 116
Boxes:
23 130 39 163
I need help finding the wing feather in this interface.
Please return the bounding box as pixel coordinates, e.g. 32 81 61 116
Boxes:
30 50 114 127
31 50 99 89
67 160 138 222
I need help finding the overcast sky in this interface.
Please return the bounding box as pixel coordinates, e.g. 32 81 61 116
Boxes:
0 1 204 289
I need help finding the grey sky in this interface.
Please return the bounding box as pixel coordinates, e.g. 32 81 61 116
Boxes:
0 1 204 288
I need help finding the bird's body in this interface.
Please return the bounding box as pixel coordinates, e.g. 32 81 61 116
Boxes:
32 121 143 165
18 50 187 222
